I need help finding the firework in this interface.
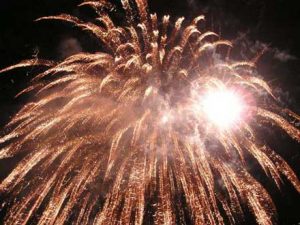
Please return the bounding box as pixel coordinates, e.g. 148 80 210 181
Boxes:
0 0 299 224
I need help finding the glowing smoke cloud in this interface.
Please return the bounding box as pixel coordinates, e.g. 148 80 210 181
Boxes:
0 0 300 224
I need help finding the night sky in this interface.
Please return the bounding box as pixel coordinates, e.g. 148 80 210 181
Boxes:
0 0 299 224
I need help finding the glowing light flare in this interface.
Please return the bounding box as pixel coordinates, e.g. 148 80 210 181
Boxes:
160 111 174 125
202 89 245 128
161 114 169 124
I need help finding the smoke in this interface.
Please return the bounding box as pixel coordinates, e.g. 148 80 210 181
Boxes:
186 0 196 8
273 48 297 62
57 37 82 59
233 32 297 62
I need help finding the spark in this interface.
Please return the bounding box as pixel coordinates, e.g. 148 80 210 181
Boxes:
0 0 299 225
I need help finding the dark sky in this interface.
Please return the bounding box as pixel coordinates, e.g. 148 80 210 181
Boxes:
0 0 299 224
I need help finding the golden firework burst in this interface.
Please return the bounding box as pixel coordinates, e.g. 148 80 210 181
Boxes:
0 0 299 224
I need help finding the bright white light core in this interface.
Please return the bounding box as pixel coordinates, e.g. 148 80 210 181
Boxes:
202 89 244 128
161 115 169 124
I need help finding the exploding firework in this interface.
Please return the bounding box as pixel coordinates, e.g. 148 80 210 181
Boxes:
0 0 299 224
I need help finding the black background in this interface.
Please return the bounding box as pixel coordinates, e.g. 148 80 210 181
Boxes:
0 0 299 224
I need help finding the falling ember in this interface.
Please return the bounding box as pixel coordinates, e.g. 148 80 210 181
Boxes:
0 0 299 225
